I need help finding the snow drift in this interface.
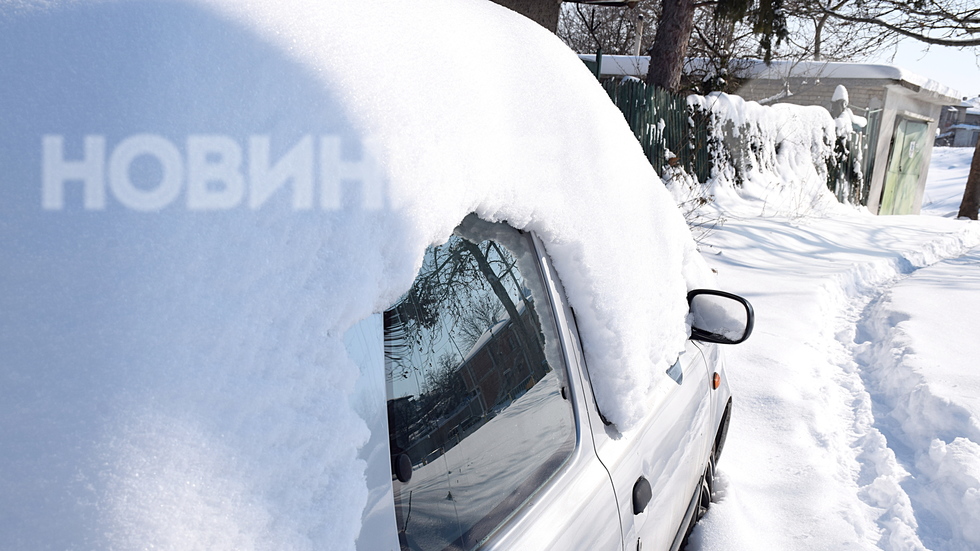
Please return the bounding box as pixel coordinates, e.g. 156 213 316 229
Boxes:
0 1 711 549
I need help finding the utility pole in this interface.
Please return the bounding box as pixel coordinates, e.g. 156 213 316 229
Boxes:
633 13 645 56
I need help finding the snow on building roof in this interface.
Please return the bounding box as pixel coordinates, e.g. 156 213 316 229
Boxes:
579 55 962 103
579 54 650 77
740 60 961 101
460 301 527 364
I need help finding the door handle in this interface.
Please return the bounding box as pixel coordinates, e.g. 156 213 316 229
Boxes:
633 476 652 514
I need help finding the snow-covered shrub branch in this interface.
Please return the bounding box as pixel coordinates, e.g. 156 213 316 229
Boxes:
681 91 862 218
603 78 866 221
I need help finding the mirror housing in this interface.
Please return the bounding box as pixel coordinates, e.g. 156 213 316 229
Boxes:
687 289 754 345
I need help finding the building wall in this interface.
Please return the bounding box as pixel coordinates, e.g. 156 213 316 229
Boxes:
953 127 980 147
735 77 891 111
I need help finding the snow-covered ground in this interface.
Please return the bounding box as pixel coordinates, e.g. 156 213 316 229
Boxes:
3 1 978 548
690 147 980 551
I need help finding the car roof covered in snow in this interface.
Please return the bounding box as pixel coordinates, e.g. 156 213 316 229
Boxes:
0 1 710 549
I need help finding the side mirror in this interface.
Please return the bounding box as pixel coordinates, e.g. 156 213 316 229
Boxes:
687 289 754 345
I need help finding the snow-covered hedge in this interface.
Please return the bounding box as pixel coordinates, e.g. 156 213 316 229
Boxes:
600 78 865 220
679 92 857 218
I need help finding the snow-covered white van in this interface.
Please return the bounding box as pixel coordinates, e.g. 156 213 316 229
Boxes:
2 2 749 550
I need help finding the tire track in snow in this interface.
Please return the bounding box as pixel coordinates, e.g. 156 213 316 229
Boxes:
826 226 980 550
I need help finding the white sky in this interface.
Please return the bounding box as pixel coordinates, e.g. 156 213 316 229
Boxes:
866 40 980 100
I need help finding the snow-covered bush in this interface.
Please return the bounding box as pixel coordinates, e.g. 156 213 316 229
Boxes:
687 92 858 218
602 78 866 221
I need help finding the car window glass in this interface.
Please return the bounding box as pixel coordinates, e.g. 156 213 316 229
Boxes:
345 314 402 551
384 215 575 551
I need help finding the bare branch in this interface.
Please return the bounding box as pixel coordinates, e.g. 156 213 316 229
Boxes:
822 1 980 47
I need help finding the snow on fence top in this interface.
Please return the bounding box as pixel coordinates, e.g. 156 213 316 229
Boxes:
684 92 855 216
0 0 711 548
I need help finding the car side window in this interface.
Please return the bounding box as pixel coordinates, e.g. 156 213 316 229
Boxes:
384 215 575 551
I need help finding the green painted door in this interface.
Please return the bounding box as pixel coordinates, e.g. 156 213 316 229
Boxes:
879 118 929 215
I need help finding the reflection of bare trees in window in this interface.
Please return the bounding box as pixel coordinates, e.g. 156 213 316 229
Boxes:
384 235 546 393
420 353 466 420
456 294 504 352
458 239 548 378
383 231 555 465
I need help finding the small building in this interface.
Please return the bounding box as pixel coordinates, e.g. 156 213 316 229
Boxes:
581 56 962 215
938 98 980 148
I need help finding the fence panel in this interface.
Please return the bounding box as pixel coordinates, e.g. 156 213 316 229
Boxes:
601 78 713 181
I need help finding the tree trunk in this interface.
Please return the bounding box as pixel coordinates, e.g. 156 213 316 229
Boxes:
956 138 980 220
814 14 827 61
489 0 562 32
645 0 696 92
460 240 548 374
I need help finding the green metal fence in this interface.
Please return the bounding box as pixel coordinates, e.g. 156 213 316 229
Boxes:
601 78 713 183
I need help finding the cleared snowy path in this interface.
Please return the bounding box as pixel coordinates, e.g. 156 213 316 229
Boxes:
855 246 980 550
688 212 980 550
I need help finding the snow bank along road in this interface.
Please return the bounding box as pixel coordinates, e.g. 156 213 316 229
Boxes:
688 150 980 550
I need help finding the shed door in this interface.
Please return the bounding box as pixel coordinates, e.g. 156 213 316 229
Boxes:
879 118 929 215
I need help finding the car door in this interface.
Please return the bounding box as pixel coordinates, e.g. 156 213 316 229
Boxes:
567 316 713 550
361 215 623 551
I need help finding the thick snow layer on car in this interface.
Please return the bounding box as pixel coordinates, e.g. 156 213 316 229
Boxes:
0 1 710 549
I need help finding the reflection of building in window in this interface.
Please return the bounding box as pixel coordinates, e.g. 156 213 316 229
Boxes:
457 303 549 416
384 234 552 467
387 299 550 466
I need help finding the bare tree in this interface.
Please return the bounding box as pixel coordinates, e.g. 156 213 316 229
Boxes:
644 0 788 92
385 236 546 387
821 0 980 47
646 0 700 91
557 2 657 54
556 0 960 93
778 0 899 61
456 294 504 351
683 8 758 93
